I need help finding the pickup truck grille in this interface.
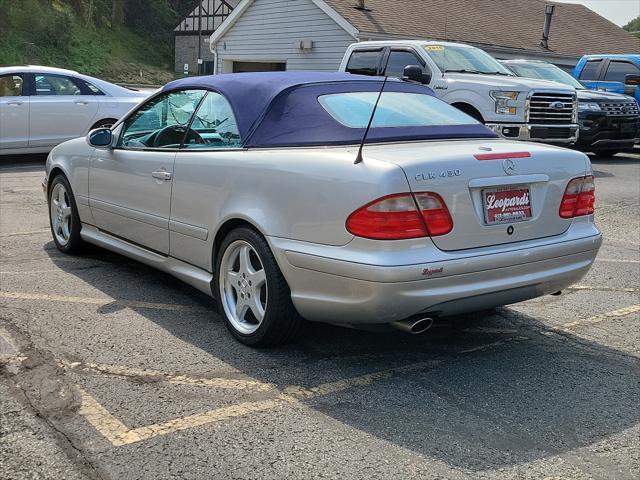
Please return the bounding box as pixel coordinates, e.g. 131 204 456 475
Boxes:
527 93 576 125
601 101 639 117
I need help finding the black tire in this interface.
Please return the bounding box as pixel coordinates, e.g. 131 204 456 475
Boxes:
48 175 85 254
215 227 302 347
90 118 117 130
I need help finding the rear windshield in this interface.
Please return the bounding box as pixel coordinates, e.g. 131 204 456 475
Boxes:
318 92 478 128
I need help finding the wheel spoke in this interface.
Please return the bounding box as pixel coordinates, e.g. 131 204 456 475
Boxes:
226 270 239 288
62 219 71 240
249 268 266 288
238 245 252 274
61 206 72 221
235 300 249 322
57 187 64 206
248 295 265 322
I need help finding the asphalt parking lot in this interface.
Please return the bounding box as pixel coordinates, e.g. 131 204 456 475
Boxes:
1 152 639 480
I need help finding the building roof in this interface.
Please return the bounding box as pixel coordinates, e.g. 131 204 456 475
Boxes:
322 0 640 57
162 71 495 147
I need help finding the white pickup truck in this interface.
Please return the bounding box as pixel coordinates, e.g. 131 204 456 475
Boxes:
339 40 579 145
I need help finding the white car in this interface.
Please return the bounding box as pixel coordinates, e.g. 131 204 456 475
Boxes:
0 65 148 155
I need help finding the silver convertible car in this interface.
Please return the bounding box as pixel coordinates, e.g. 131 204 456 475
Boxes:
44 72 602 346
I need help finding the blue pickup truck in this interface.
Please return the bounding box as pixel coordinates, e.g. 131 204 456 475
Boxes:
573 55 640 102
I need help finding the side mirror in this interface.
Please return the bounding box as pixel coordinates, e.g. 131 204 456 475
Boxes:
625 74 640 86
87 128 113 148
403 65 432 85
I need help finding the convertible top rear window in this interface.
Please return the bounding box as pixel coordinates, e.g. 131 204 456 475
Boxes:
318 92 478 128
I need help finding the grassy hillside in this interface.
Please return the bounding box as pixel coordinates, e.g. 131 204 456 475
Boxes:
0 0 184 85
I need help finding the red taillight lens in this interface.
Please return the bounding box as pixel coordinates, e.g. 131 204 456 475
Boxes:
346 194 427 240
414 192 453 236
560 176 595 219
346 192 453 240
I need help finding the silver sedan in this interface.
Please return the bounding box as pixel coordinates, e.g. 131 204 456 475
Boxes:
43 72 602 346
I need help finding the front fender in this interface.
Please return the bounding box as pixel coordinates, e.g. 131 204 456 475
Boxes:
46 137 95 224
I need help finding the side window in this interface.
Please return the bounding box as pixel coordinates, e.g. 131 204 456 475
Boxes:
603 61 640 83
346 49 384 76
0 75 24 97
578 60 602 81
118 90 205 149
34 74 82 96
184 92 241 149
384 50 427 78
79 80 105 95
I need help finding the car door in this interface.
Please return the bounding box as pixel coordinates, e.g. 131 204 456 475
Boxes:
598 60 640 96
576 59 605 91
89 89 206 255
28 73 99 147
0 73 29 149
170 90 243 269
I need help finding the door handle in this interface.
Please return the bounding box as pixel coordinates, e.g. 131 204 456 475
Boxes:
75 100 89 105
151 170 172 181
7 101 23 106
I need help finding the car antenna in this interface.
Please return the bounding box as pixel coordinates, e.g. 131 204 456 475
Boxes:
355 75 388 165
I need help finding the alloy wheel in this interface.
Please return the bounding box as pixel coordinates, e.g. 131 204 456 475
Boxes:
219 240 268 335
50 183 72 247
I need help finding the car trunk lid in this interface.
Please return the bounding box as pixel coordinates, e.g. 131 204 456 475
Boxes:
364 140 589 251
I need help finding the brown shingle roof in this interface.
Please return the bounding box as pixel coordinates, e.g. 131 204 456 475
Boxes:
324 0 640 57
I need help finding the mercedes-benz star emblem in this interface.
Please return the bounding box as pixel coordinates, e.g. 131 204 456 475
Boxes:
503 159 516 175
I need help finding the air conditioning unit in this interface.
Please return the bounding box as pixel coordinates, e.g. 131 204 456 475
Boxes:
295 39 314 51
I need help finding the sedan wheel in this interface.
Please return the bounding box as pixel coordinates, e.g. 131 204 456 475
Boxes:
216 227 302 346
48 175 84 253
219 240 268 335
50 183 72 246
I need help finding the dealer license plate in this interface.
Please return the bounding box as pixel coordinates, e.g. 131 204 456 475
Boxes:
483 185 532 225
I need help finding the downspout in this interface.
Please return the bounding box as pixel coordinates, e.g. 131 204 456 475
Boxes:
209 36 218 75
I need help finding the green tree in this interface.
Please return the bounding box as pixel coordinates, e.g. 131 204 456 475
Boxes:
623 16 640 38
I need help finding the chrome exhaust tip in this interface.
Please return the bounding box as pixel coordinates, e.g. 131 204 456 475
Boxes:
390 317 434 335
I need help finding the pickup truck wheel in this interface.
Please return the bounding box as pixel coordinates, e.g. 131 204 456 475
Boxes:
48 175 85 254
216 227 302 347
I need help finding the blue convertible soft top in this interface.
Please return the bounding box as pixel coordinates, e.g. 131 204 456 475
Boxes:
163 72 497 148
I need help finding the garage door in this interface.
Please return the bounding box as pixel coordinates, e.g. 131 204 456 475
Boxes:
232 61 286 73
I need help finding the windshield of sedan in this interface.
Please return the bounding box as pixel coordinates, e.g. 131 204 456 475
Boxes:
318 92 479 128
504 63 585 89
424 44 514 76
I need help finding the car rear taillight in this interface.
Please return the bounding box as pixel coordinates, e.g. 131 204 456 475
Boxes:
559 176 595 219
414 192 453 236
346 192 453 240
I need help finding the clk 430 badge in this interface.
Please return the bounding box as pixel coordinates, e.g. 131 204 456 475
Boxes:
415 169 462 181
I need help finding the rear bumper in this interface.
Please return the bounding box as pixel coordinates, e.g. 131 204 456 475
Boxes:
486 123 579 145
268 221 602 324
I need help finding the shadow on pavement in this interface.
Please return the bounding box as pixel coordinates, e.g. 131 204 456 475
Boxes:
46 241 640 471
0 154 48 173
